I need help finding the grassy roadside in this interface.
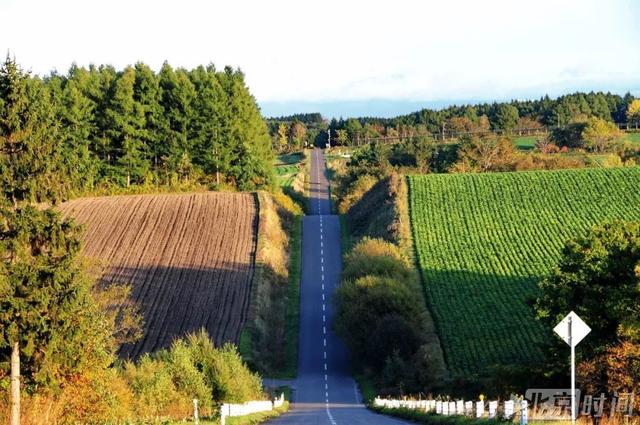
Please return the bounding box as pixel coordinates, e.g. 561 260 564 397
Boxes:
240 150 308 379
282 215 302 378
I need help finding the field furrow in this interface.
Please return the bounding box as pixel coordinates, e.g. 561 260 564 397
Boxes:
58 192 258 359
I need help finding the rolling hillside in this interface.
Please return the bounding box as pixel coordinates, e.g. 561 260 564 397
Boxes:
59 192 258 358
407 167 640 377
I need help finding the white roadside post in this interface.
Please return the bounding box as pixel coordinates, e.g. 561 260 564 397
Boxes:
193 399 199 425
520 400 528 425
553 311 591 425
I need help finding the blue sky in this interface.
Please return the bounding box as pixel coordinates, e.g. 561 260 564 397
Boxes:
2 0 639 118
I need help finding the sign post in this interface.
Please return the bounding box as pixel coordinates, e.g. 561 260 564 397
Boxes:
553 311 591 425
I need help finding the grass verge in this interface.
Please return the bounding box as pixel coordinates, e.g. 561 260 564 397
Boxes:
282 215 302 378
370 407 505 425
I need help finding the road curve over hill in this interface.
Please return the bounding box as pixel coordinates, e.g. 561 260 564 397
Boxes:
267 148 409 424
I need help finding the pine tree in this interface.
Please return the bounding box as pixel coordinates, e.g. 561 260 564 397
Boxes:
58 67 99 191
0 56 65 204
133 62 164 171
104 66 148 186
218 66 273 190
0 207 115 424
189 65 226 184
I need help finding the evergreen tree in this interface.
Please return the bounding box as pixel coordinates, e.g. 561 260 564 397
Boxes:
104 66 148 186
0 207 115 422
158 63 196 179
218 67 273 190
133 62 165 171
58 68 99 191
0 56 65 204
189 65 226 184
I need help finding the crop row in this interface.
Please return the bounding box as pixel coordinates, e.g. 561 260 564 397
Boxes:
408 167 640 377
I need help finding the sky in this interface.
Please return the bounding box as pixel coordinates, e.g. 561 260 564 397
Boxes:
2 0 640 118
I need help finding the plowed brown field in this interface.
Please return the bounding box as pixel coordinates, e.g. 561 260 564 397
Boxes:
59 192 258 359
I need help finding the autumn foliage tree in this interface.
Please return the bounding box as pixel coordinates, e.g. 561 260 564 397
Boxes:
536 221 640 391
581 117 624 153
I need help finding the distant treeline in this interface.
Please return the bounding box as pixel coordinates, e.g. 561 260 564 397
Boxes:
0 56 274 204
326 92 638 145
267 112 324 125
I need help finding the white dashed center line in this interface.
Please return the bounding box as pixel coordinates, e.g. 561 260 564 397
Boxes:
314 151 338 424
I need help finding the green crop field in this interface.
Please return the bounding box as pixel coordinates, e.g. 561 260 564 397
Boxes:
513 135 537 150
407 167 640 377
274 153 303 188
625 132 640 144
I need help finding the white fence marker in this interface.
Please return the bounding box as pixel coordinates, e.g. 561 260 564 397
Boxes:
465 401 473 416
476 401 485 418
489 401 498 418
520 400 529 425
505 400 515 419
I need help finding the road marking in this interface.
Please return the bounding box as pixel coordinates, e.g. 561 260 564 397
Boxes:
326 405 337 425
322 294 325 301
325 383 328 390
324 338 326 347
325 373 328 381
322 283 325 290
320 233 323 240
324 351 327 359
323 314 325 322
323 325 326 334
321 241 323 248
321 265 324 272
321 274 324 281
321 257 323 264
321 248 323 256
324 363 327 371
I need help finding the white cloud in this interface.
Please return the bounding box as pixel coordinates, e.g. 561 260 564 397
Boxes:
2 0 639 104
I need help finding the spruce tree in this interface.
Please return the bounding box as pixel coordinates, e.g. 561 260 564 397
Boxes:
104 66 148 186
133 62 165 171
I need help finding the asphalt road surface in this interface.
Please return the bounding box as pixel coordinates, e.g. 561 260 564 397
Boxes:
267 148 409 424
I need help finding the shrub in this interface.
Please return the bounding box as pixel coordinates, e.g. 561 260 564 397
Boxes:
335 272 426 369
342 237 411 282
184 331 263 403
122 355 190 419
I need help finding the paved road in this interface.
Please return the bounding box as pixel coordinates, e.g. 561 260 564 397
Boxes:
267 148 409 424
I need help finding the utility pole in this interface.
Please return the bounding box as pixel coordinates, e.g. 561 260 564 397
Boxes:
11 341 20 425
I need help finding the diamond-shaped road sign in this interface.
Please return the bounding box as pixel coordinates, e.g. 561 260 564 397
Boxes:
554 311 591 347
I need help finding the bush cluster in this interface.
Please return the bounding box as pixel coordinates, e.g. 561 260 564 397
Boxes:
0 330 264 424
334 238 445 395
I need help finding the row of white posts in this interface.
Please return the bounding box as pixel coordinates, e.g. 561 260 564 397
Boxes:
373 398 529 424
219 393 286 425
